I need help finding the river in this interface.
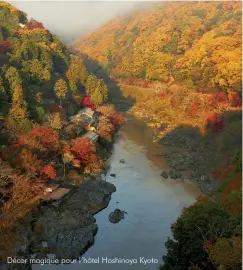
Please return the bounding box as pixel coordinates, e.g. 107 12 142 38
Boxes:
34 115 201 269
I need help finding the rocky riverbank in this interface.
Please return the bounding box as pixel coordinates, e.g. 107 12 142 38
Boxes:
126 108 220 195
2 177 116 269
30 178 116 259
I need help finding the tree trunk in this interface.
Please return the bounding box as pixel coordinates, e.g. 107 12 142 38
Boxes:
63 161 65 177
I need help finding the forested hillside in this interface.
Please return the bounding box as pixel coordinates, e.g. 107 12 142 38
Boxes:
0 2 124 258
76 1 241 93
0 1 108 132
76 2 242 269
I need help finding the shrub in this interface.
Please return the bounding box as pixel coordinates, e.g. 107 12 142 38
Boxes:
112 112 124 126
20 148 43 175
40 165 56 180
97 118 115 142
2 174 43 211
97 104 115 118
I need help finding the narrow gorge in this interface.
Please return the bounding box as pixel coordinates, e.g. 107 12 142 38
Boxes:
0 2 242 270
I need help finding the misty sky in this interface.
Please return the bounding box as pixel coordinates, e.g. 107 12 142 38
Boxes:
10 1 150 42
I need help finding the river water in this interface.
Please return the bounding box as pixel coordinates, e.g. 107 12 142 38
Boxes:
35 115 201 270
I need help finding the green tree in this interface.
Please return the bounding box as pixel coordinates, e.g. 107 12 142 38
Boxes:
7 85 31 134
5 67 22 95
160 202 241 270
54 79 68 106
9 86 28 121
66 54 89 93
85 75 108 106
50 112 62 130
92 80 108 106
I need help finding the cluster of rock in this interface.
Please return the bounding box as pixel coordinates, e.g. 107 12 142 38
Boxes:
161 170 182 180
159 128 219 194
25 179 116 260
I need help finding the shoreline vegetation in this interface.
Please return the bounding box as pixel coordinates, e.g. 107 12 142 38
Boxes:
0 2 124 263
74 1 242 268
108 80 242 269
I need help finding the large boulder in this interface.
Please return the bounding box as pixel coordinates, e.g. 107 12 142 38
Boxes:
109 209 126 223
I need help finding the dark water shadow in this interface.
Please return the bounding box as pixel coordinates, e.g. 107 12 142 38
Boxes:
159 109 242 180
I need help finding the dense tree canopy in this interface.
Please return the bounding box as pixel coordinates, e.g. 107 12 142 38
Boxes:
161 153 242 270
76 1 242 93
0 2 108 125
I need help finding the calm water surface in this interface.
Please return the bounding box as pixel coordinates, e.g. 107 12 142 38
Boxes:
34 115 201 270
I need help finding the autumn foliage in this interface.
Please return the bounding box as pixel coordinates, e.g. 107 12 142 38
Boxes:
26 20 44 30
20 148 43 175
70 138 96 165
82 95 96 110
112 112 124 126
188 101 201 118
40 165 56 180
77 2 242 94
206 112 224 133
228 92 242 107
0 3 119 260
97 117 115 142
0 40 11 54
29 126 60 150
97 104 124 126
122 78 153 88
205 237 242 268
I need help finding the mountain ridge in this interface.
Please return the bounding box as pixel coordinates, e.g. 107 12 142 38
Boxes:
75 1 242 93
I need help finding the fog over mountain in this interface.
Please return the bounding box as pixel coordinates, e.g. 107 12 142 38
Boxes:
10 1 151 42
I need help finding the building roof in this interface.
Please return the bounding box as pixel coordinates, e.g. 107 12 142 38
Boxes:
70 114 95 125
41 188 70 202
80 130 99 142
77 107 95 118
69 107 97 125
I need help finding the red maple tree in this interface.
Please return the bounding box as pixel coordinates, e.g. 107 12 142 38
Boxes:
29 126 59 150
82 96 96 110
40 165 56 180
26 20 44 30
70 138 96 165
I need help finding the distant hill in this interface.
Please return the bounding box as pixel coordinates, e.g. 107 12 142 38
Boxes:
75 1 242 93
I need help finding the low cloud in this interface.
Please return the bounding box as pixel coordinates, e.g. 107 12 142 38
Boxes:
10 1 152 41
